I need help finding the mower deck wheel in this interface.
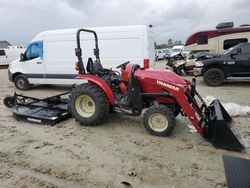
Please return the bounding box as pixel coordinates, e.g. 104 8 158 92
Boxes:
4 96 15 108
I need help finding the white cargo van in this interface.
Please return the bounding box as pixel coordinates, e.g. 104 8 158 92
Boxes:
0 47 25 66
8 25 155 90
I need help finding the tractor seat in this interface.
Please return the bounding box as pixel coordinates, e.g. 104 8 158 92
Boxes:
86 58 104 75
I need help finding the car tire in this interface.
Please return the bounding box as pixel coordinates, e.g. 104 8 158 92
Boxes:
203 68 224 86
69 83 109 126
143 105 176 136
14 74 30 90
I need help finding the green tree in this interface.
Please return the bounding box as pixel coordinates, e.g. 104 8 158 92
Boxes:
167 39 173 46
155 44 168 49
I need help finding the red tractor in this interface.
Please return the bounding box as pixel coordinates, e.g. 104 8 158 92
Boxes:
70 29 244 151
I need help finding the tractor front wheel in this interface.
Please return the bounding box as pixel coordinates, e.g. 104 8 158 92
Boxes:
69 83 109 126
143 105 175 136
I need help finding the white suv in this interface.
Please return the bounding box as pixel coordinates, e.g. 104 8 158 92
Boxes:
155 48 170 61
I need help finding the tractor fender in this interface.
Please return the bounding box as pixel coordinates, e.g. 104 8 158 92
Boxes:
76 75 115 105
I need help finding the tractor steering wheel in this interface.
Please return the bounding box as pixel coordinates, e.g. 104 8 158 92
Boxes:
107 69 122 82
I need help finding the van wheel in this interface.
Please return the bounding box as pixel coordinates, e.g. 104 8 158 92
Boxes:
203 68 224 86
14 74 30 90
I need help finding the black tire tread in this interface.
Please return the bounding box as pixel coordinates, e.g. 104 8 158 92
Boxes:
203 68 224 86
14 74 30 90
69 83 109 126
143 105 176 137
3 96 15 108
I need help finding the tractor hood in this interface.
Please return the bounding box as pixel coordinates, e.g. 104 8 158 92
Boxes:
135 69 189 86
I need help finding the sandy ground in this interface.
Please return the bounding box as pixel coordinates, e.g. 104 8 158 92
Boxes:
0 63 250 188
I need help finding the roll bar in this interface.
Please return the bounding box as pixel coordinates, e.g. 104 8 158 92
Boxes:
75 29 100 75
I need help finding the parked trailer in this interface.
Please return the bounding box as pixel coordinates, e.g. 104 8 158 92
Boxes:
8 25 155 90
185 22 250 54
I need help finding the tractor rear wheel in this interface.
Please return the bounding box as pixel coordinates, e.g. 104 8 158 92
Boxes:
69 83 109 126
143 105 175 136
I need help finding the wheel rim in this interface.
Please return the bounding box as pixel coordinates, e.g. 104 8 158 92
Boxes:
75 95 96 117
17 79 25 89
208 71 222 84
148 113 168 132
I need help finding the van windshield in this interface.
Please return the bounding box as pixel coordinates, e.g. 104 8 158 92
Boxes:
162 49 169 53
24 41 43 61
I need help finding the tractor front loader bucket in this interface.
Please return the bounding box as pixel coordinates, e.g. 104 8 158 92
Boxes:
205 100 245 151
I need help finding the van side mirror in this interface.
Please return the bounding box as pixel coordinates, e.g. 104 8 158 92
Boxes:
20 53 25 61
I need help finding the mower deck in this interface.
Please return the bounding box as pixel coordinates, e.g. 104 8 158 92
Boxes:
9 93 71 125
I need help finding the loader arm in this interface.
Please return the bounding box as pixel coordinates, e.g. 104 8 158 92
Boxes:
156 80 203 133
174 90 203 133
157 79 244 150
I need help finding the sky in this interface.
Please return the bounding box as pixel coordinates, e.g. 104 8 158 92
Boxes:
0 0 249 45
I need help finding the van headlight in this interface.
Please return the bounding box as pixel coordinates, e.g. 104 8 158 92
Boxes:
195 61 204 67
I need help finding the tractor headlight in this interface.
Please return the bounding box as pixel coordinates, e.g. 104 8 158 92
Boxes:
195 61 204 67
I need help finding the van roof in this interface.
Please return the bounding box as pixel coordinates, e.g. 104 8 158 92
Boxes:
172 45 184 49
0 41 11 48
32 25 148 42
